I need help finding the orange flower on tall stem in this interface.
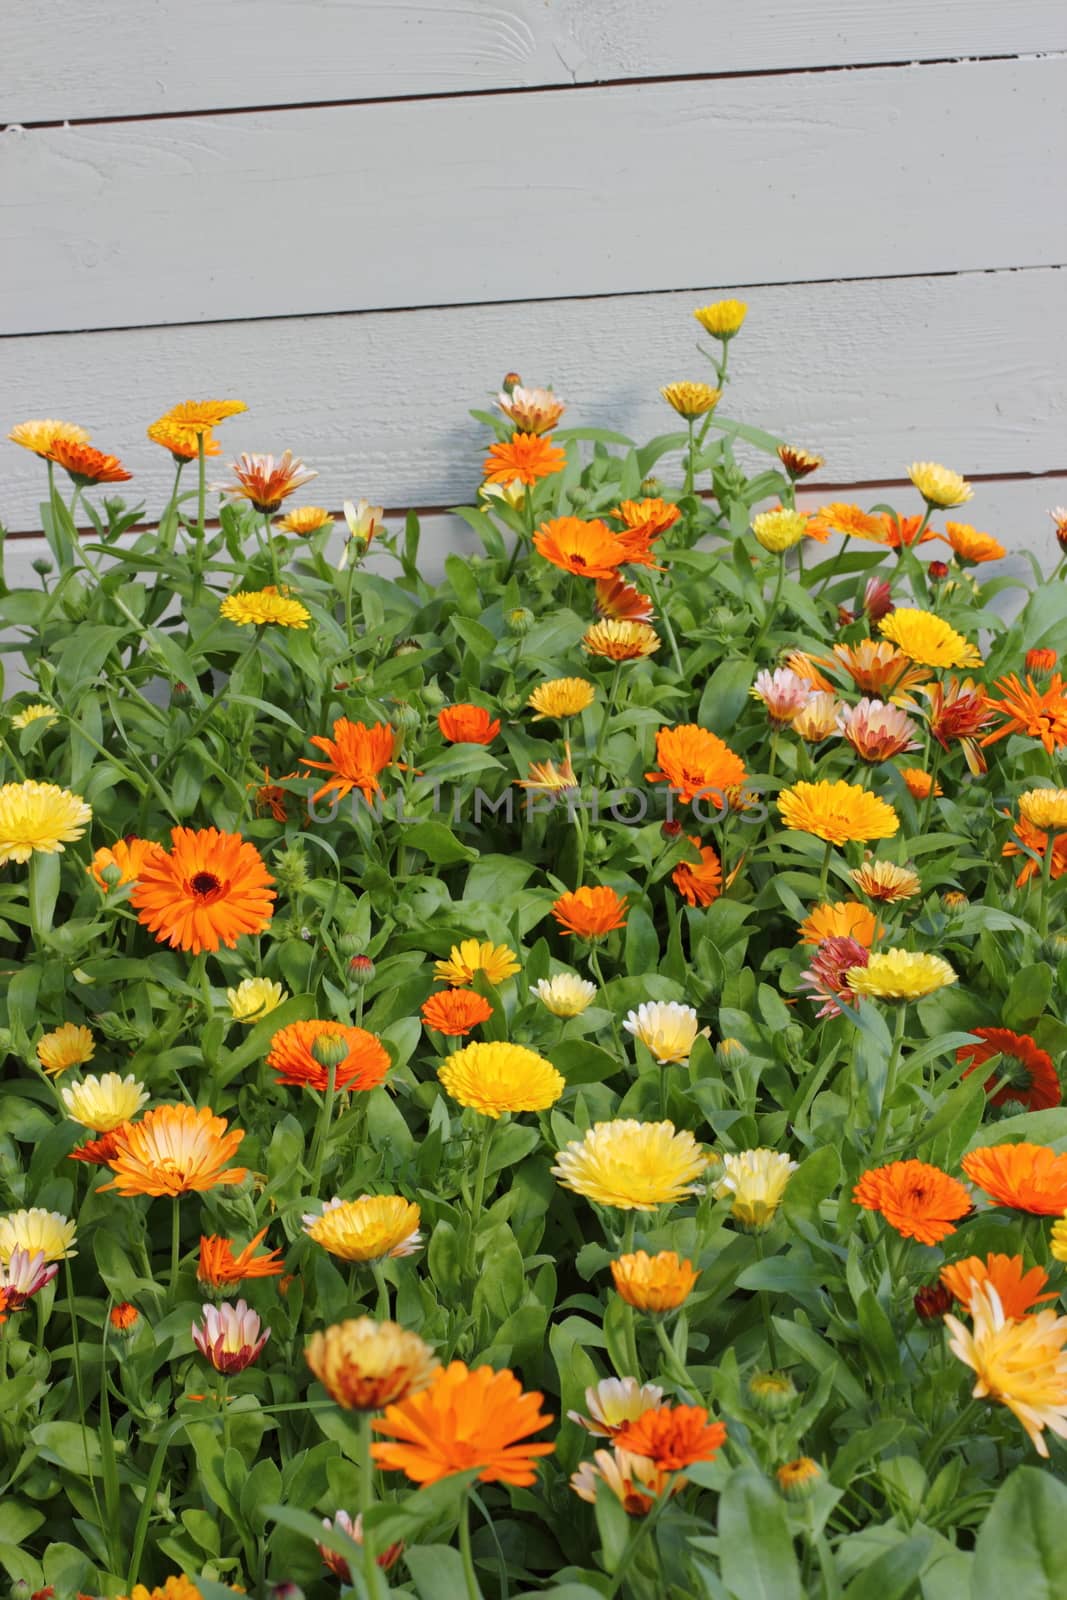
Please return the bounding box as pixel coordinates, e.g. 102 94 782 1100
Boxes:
1002 816 1067 885
159 399 247 433
97 1105 246 1197
852 1160 971 1245
938 521 1006 564
48 440 132 484
266 1019 390 1094
828 641 930 700
805 503 886 543
921 676 994 776
645 725 746 806
609 498 679 567
87 836 154 889
437 705 501 745
582 619 660 660
876 512 938 550
796 901 884 947
957 1028 1061 1112
962 1144 1067 1216
372 1361 555 1486
614 1405 727 1470
147 420 222 460
533 518 626 579
940 1253 1055 1319
483 432 566 486
129 827 275 954
552 886 628 939
303 719 400 804
198 1228 285 1288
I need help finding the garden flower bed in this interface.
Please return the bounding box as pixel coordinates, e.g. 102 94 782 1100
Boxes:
2 299 1067 1599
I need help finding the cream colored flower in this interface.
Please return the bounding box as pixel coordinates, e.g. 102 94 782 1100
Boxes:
622 1001 708 1065
226 976 288 1023
60 1073 149 1133
715 1149 797 1232
0 1208 77 1263
567 1376 665 1437
533 974 598 1018
907 461 973 509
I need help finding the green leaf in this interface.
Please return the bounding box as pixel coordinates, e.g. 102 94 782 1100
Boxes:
698 657 756 734
843 1531 937 1598
402 820 478 865
1002 964 1054 1030
405 1545 475 1600
971 1465 1067 1600
719 1466 803 1600
30 1422 102 1477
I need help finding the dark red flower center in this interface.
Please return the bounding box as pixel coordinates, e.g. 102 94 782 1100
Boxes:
190 871 223 899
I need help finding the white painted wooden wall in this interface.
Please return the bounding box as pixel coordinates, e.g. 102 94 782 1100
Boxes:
3 2 1066 583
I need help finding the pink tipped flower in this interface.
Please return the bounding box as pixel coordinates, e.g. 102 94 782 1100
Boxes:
862 578 895 622
191 1298 270 1374
496 385 566 435
838 698 921 763
318 1510 404 1580
0 1247 59 1314
799 936 870 1019
751 668 811 727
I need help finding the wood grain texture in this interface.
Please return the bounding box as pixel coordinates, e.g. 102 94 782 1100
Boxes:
4 268 1065 532
7 0 1066 123
4 57 1065 336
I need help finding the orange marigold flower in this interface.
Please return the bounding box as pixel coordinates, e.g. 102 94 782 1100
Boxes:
940 1253 1056 1319
570 1446 677 1516
784 651 835 694
70 1130 121 1165
48 440 132 484
129 827 275 954
612 497 681 538
828 640 930 701
806 503 886 543
982 673 1067 756
671 836 722 908
9 418 91 457
854 1160 972 1245
901 767 943 800
614 1404 727 1471
957 1028 1061 1112
1026 648 1058 676
266 1019 391 1094
306 1317 438 1413
97 1105 246 1198
217 450 317 512
646 724 747 806
939 521 1006 564
533 517 626 579
109 1302 140 1332
849 859 922 903
777 445 823 481
372 1361 555 1487
483 432 566 486
420 989 493 1037
515 743 579 795
778 780 898 845
252 766 291 823
552 885 629 939
877 512 939 550
88 836 154 889
796 901 884 947
1002 816 1067 886
437 704 501 744
159 399 247 433
611 1251 699 1312
583 619 660 660
147 419 222 460
198 1227 285 1288
595 575 654 622
303 718 399 804
962 1144 1067 1216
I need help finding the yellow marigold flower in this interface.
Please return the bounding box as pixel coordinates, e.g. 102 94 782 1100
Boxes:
37 1022 95 1077
8 418 91 457
611 1250 699 1312
879 607 982 670
305 1317 438 1412
552 1119 708 1212
796 901 884 947
622 1001 708 1065
751 508 808 553
219 586 310 629
1051 1216 1067 1265
434 940 521 988
1018 789 1067 833
0 780 92 866
902 767 943 800
113 1575 204 1600
777 445 823 480
226 976 288 1023
846 948 957 1002
159 399 247 434
304 1195 422 1262
582 619 660 660
693 299 748 339
715 1149 797 1232
849 859 922 903
11 703 57 730
778 779 899 845
777 1457 823 1500
533 974 597 1017
907 461 973 509
516 744 580 794
792 692 841 743
60 1072 149 1133
661 382 722 419
147 418 222 460
276 505 333 535
528 678 596 720
0 1207 77 1263
438 1041 564 1119
946 1282 1067 1458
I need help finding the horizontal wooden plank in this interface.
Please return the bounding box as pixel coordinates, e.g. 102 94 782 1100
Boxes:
3 268 1065 532
6 1 1066 124
3 58 1065 337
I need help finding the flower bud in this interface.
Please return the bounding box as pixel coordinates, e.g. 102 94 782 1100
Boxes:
10 1580 31 1600
927 560 950 581
30 557 53 578
568 486 591 510
273 844 310 895
747 1370 798 1416
421 681 448 709
110 1302 140 1336
941 890 968 911
716 1037 747 1068
776 1457 822 1501
1044 932 1067 966
506 606 534 637
390 701 422 736
501 372 522 394
348 954 376 987
310 1034 350 1071
914 1282 953 1321
393 638 421 657
661 819 683 840
100 862 124 890
1026 647 1058 676
641 476 664 497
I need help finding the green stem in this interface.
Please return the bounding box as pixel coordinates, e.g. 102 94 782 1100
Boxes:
817 838 834 900
1038 829 1056 940
917 742 944 836
652 1318 697 1400
684 419 696 499
754 1236 779 1367
459 1492 483 1600
814 536 851 599
871 1003 909 1162
465 1117 497 1279
308 1060 339 1196
159 457 186 556
922 1395 982 1471
645 569 684 677
358 1411 387 1600
589 661 624 776
65 1262 107 1533
263 511 281 585
196 432 207 541
370 1260 391 1321
603 1478 677 1599
751 552 785 656
171 1197 182 1297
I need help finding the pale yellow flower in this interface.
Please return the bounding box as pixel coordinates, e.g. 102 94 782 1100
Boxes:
1018 789 1067 833
945 1282 1067 1457
533 974 597 1018
303 1195 422 1262
622 1001 707 1065
907 461 973 509
226 976 288 1023
846 948 957 1002
553 1119 708 1211
11 704 58 731
0 1207 77 1263
36 1023 95 1077
567 1376 665 1437
60 1072 149 1133
752 508 808 553
0 781 92 866
715 1149 798 1231
849 860 922 903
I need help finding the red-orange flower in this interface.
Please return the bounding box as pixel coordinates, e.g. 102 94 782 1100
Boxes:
129 828 275 954
645 725 747 806
902 767 943 801
266 1019 391 1094
372 1361 555 1486
69 1130 121 1165
483 432 566 486
853 1160 972 1245
1026 648 1058 676
877 512 939 550
595 575 654 622
1002 816 1067 886
614 1404 727 1470
921 676 994 776
610 499 680 567
109 1302 140 1332
420 990 493 1037
671 837 722 908
940 1253 1056 1319
218 450 317 512
533 517 626 579
983 674 1067 756
957 1028 1061 1112
962 1144 1067 1216
47 440 132 484
198 1228 285 1287
303 719 399 804
552 886 629 939
437 705 501 745
97 1105 246 1197
252 767 292 823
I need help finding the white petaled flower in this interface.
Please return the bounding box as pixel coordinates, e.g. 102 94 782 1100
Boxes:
567 1376 666 1436
339 498 384 567
534 974 598 1018
191 1298 270 1373
60 1072 150 1133
0 1246 59 1307
0 1208 77 1263
623 1001 708 1065
751 668 812 727
715 1149 798 1232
